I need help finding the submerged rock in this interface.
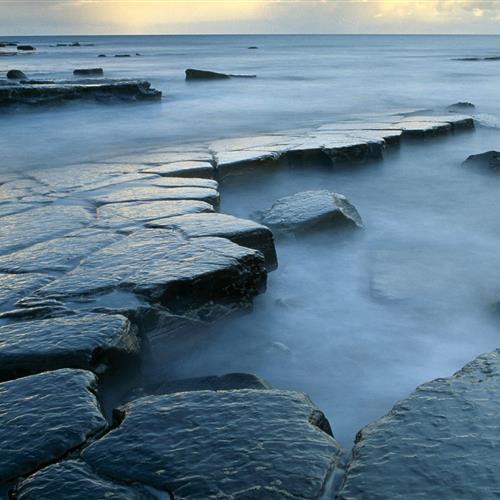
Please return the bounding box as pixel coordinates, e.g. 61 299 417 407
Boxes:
146 212 278 270
6 69 26 80
447 101 475 112
257 190 363 235
80 390 343 498
73 68 103 76
338 349 500 499
0 79 161 106
186 68 256 80
38 228 267 314
17 45 35 51
463 150 500 171
0 369 106 484
0 313 139 380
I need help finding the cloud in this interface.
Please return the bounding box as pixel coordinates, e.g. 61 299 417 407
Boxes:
2 0 500 34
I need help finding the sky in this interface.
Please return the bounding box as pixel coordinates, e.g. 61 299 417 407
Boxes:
2 0 500 35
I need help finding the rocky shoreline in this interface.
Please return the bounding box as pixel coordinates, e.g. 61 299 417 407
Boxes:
1 111 495 498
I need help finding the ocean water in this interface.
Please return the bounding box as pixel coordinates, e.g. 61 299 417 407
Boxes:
2 34 500 168
3 35 500 445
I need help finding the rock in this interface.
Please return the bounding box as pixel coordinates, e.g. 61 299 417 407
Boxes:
38 228 267 315
81 390 344 498
447 101 475 112
463 150 500 171
115 54 131 58
186 68 256 80
71 42 81 47
17 460 154 500
0 369 106 484
338 349 500 499
0 228 120 273
0 273 53 313
73 68 104 76
6 69 26 80
136 373 272 398
0 205 93 256
257 190 363 235
17 45 35 51
146 212 278 270
0 313 139 380
0 79 162 107
97 54 106 58
248 46 259 49
141 160 215 179
96 199 214 228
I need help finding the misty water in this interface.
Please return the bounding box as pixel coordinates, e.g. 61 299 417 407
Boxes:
3 35 500 445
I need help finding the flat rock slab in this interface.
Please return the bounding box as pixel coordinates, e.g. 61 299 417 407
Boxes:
257 190 363 235
0 313 139 380
0 273 53 312
80 390 343 499
141 160 214 178
97 199 213 228
0 229 120 273
17 460 154 500
0 79 161 106
338 349 500 499
92 185 219 207
0 205 93 255
147 212 278 270
0 369 106 484
38 229 266 314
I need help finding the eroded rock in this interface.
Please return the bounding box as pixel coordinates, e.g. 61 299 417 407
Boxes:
338 349 500 499
146 212 278 270
81 390 343 499
0 313 139 380
0 369 106 484
257 190 363 235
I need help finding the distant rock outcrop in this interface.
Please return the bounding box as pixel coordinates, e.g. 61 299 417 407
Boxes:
185 68 257 80
6 69 27 80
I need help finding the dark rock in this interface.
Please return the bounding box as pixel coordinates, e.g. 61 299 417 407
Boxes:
0 79 162 107
38 228 267 315
0 313 139 380
248 46 259 49
484 56 500 60
115 54 131 58
73 68 104 76
138 373 272 398
146 212 278 270
338 349 500 499
257 190 363 235
0 273 52 313
186 68 257 80
17 45 35 51
447 101 475 112
97 54 106 58
70 42 81 47
81 390 344 498
453 57 481 61
0 41 17 47
463 150 500 171
7 69 27 80
17 460 154 500
0 369 106 484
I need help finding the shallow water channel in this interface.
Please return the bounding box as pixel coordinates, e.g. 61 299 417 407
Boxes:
156 126 500 446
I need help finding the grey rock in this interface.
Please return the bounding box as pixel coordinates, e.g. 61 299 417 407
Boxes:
186 68 256 80
82 390 344 499
0 313 139 380
0 273 53 312
141 160 214 179
73 68 104 76
0 369 106 484
17 460 154 500
338 349 500 499
38 229 267 314
0 205 93 255
447 101 475 112
6 69 26 80
146 212 278 270
257 190 363 235
463 150 500 171
0 79 161 107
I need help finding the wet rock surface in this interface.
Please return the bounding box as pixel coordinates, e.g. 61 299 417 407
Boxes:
0 314 139 380
257 190 363 235
73 68 104 76
80 390 343 499
6 69 26 80
338 349 500 499
0 369 106 484
186 68 257 80
463 150 500 171
147 212 278 270
0 79 161 106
